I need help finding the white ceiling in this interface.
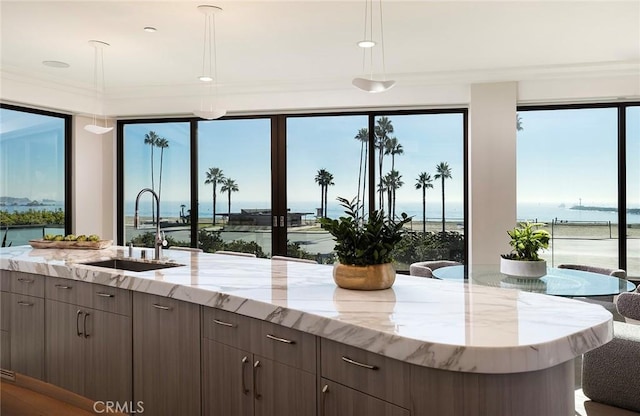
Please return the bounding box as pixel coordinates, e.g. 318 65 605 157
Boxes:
1 1 639 117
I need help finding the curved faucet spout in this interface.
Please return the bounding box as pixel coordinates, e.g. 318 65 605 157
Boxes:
133 188 164 260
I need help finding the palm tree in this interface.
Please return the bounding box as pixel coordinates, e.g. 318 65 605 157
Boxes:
517 113 524 131
323 171 335 218
415 172 434 233
384 170 403 219
204 167 225 225
156 137 169 202
354 128 368 217
384 137 403 172
434 162 452 233
220 177 239 220
315 169 328 218
144 131 160 222
374 117 394 209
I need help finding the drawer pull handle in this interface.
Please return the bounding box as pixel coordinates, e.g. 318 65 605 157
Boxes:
213 319 236 328
96 292 114 298
76 310 83 337
241 356 249 394
341 356 379 370
266 334 295 344
152 304 171 311
253 360 261 400
55 284 72 290
17 278 34 284
17 301 33 307
83 312 90 338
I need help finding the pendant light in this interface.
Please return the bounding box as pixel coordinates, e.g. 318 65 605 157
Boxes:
193 5 226 120
352 0 396 93
84 40 113 134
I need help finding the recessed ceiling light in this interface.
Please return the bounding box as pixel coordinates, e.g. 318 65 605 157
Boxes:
42 60 70 68
144 26 157 32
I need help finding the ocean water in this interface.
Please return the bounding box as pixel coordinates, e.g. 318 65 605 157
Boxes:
3 201 639 224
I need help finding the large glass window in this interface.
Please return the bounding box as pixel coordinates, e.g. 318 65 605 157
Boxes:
197 118 271 256
374 114 465 271
286 115 368 263
123 122 191 248
627 106 640 279
517 107 619 269
0 106 68 246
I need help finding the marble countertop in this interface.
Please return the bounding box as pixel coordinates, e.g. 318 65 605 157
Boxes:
0 245 612 374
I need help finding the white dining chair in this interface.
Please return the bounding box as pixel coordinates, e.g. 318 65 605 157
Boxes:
271 255 317 264
215 250 257 258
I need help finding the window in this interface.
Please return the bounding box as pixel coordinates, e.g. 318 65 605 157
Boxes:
517 106 620 269
197 118 271 255
0 105 70 247
122 122 191 248
373 113 466 271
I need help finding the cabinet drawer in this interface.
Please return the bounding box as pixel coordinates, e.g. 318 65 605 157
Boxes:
320 338 410 407
1 271 11 292
11 272 45 297
202 307 253 351
45 277 92 306
252 320 316 373
320 378 410 416
90 284 131 316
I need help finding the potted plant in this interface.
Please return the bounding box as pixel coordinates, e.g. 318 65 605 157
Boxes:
319 197 411 290
500 221 550 279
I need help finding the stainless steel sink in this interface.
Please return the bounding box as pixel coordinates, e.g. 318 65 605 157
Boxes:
80 258 184 272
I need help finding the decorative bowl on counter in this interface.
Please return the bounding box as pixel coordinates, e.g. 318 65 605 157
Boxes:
29 239 113 250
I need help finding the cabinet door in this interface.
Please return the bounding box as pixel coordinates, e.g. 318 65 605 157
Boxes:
10 293 44 379
133 293 200 416
84 308 132 405
202 339 253 416
46 299 85 395
1 291 10 370
254 355 316 416
320 379 409 416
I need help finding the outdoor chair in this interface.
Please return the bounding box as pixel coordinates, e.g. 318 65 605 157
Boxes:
409 260 461 278
271 255 318 264
582 291 640 413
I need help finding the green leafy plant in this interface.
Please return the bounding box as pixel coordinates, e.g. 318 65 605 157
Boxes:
319 196 411 266
501 222 550 261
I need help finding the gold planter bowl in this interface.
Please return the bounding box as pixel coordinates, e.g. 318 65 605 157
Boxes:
333 263 396 290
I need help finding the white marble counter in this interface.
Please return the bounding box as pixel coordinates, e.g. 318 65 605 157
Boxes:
0 245 612 374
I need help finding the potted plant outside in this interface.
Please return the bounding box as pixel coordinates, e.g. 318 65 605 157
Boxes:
500 222 550 279
319 197 411 290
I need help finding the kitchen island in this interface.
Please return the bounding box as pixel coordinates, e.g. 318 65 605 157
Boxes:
0 245 612 416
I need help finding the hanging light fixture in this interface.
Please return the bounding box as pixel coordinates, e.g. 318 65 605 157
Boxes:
352 0 396 93
84 40 113 134
193 5 226 120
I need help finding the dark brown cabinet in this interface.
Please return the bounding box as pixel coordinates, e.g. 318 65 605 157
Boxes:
319 338 411 416
202 307 317 416
1 272 45 380
133 292 200 416
45 277 132 405
320 379 409 416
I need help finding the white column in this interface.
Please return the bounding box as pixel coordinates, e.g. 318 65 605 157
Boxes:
469 82 517 265
72 115 116 240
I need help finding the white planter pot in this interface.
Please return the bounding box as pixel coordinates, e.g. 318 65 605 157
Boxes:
500 257 547 279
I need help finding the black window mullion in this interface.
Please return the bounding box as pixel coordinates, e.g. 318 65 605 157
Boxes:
190 120 199 248
618 105 627 271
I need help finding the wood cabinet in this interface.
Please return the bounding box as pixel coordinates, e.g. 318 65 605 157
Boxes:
1 272 46 380
319 379 409 416
133 292 200 416
202 307 316 416
319 338 411 416
45 277 132 405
